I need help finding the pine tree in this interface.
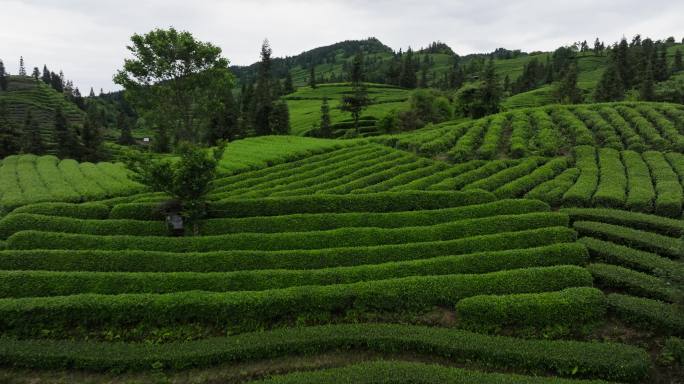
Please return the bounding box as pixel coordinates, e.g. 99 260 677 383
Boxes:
206 90 240 144
399 48 417 88
555 63 582 104
18 56 26 76
80 108 104 162
476 57 502 117
21 110 45 154
0 60 7 91
41 65 51 85
654 44 669 81
270 100 290 135
283 71 295 94
309 65 317 89
89 87 96 97
117 112 135 145
594 63 624 102
52 107 81 159
594 38 602 55
0 101 21 157
675 50 683 72
318 97 331 138
340 52 371 130
615 38 633 89
419 68 428 88
639 61 655 101
50 71 63 93
253 39 275 135
31 67 40 81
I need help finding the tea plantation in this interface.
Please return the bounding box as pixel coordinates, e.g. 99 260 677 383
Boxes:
0 102 682 383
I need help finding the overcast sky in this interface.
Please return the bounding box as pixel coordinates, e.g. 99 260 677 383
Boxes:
1 0 682 92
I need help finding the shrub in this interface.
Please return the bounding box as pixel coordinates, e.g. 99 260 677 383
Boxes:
607 293 684 335
573 221 681 258
0 324 650 381
0 214 167 239
592 148 627 208
530 109 565 156
562 146 598 206
463 157 543 192
457 287 606 331
621 151 655 212
562 208 684 237
391 160 485 191
495 157 568 198
449 118 489 162
508 111 531 157
642 151 683 217
477 114 509 159
597 107 645 152
526 168 579 206
0 266 592 334
588 263 681 302
6 212 569 252
429 161 513 190
11 202 110 219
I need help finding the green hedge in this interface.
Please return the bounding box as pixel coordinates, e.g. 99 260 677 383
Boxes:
429 161 513 191
525 168 579 206
622 151 655 212
662 337 684 365
6 212 568 252
562 146 598 207
0 228 577 272
588 263 681 302
0 323 650 381
199 199 550 235
592 148 627 208
463 158 544 192
0 213 167 239
456 287 606 331
643 151 683 218
11 202 110 219
607 293 684 335
0 266 592 334
495 157 568 198
108 191 497 220
562 207 684 237
579 237 683 283
573 221 682 259
0 246 588 297
251 361 613 384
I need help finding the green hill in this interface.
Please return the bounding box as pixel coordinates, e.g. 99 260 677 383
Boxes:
0 75 85 152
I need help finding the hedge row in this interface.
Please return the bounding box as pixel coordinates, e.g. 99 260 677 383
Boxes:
573 221 681 259
525 168 580 206
562 146 598 206
390 160 486 191
662 337 684 365
11 202 111 219
636 105 684 151
593 148 627 208
251 361 612 384
508 111 531 157
643 151 683 217
607 293 684 335
572 108 622 150
199 199 550 236
477 114 509 160
0 228 578 272
588 263 681 302
0 323 650 381
616 106 669 150
456 287 606 331
7 212 568 252
429 160 513 190
530 109 565 156
0 247 588 297
550 107 594 147
0 266 592 333
495 157 568 198
0 213 167 239
449 118 489 162
417 123 470 155
597 107 646 152
562 208 684 237
110 190 497 220
350 162 446 194
326 158 430 195
463 157 544 192
578 237 684 282
622 150 656 212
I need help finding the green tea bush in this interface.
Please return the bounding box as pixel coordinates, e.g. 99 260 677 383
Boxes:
592 148 627 208
622 151 656 212
526 168 579 206
573 221 681 258
607 293 684 335
11 202 111 219
495 157 568 198
588 263 680 302
562 146 598 206
563 208 684 237
643 151 683 217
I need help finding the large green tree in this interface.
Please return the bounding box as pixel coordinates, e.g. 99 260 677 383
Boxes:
594 62 624 102
340 52 371 130
114 28 233 148
21 110 45 155
555 63 583 104
52 107 82 159
0 101 20 157
253 40 275 135
0 60 7 91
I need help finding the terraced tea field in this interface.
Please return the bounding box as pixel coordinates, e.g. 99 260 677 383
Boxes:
0 105 682 383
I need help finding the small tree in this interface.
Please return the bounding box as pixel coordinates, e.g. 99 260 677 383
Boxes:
555 63 583 104
52 107 82 159
340 52 371 131
270 100 290 135
21 110 45 154
0 60 7 91
674 50 683 73
283 71 295 94
18 56 26 76
318 97 332 138
117 112 135 145
125 143 225 234
309 65 317 89
80 107 104 162
639 62 655 101
0 101 20 157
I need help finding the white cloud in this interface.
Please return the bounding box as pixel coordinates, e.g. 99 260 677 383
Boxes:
1 0 682 92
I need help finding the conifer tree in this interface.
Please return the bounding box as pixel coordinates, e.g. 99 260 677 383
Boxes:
340 51 371 130
654 44 669 81
0 101 21 157
270 100 290 135
18 56 26 76
399 48 417 88
639 61 655 101
477 57 502 116
50 71 63 92
80 108 104 162
555 63 582 104
615 38 633 89
207 90 240 144
675 49 683 73
41 65 51 84
594 63 624 101
309 65 317 89
52 107 81 159
318 97 331 138
0 60 7 91
89 87 95 97
283 71 295 94
31 67 40 80
594 38 602 55
253 39 275 135
117 112 136 145
21 110 45 154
